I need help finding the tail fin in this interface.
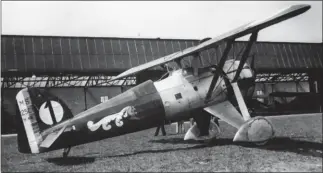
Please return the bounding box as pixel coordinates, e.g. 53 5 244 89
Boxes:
15 88 73 153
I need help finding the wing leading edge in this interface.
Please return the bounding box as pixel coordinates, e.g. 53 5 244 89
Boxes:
108 4 310 82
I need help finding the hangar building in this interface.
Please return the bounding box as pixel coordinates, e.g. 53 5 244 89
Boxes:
1 35 322 134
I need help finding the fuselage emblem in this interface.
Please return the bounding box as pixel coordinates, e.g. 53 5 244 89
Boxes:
87 106 138 131
39 101 64 125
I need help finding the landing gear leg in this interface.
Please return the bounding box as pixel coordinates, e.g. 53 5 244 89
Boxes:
63 147 71 158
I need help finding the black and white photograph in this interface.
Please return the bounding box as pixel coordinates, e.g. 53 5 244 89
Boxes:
1 1 322 172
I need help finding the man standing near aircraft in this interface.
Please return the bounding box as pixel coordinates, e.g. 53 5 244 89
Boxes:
154 120 166 136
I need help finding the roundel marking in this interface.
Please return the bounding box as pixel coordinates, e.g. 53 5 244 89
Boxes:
39 101 64 125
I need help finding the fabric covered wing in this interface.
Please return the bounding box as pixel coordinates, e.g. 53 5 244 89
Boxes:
108 4 310 82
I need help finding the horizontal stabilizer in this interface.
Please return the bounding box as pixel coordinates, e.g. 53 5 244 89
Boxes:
40 126 66 148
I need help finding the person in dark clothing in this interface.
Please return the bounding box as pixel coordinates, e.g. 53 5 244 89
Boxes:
213 116 220 127
154 120 166 136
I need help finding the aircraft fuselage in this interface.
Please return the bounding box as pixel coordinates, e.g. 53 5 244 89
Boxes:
35 60 254 152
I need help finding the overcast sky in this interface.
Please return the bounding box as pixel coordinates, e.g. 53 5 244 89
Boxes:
2 1 322 43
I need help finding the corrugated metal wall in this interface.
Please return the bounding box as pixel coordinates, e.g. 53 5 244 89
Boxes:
1 35 198 73
1 87 123 117
2 35 322 74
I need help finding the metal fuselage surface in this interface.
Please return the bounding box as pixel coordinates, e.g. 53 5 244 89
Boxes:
154 60 254 121
38 60 254 152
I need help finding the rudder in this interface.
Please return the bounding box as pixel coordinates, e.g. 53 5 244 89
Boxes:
15 88 73 153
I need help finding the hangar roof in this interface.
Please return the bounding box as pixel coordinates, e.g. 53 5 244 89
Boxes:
1 35 322 76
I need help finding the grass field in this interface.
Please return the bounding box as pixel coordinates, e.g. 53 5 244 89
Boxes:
1 113 322 172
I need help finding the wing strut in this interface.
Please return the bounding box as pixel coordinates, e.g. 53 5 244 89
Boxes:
205 40 234 102
231 82 251 121
229 32 258 121
231 31 258 82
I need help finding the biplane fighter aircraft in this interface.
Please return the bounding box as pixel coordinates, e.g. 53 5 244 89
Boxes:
15 4 310 157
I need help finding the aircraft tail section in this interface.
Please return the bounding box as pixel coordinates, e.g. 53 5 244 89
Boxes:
15 88 73 153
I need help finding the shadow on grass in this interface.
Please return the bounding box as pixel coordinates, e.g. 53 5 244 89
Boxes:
46 156 95 166
254 137 323 158
45 137 322 164
151 133 183 137
149 137 322 158
104 138 233 158
149 137 209 145
105 144 208 158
